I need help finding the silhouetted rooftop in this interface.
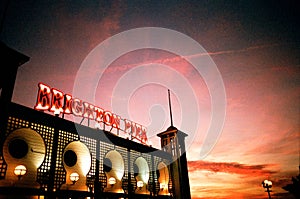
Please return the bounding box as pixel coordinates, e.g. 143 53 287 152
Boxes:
0 41 30 67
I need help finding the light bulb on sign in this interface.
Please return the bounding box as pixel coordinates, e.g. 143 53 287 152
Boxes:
54 109 60 116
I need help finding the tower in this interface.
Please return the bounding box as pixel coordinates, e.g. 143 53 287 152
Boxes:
157 90 191 199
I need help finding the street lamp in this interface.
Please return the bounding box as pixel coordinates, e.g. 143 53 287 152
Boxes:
137 180 143 190
262 179 272 199
108 177 116 187
69 172 79 184
14 165 27 180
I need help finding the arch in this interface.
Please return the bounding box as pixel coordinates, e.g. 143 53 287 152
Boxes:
62 141 91 176
103 150 124 193
134 157 150 194
157 161 170 195
1 128 46 188
61 140 91 191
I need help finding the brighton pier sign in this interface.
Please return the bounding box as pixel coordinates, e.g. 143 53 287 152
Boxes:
34 82 148 145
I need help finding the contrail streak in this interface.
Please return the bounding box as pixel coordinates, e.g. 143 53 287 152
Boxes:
105 42 292 73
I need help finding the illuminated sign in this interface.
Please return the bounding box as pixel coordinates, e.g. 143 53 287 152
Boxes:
34 82 148 145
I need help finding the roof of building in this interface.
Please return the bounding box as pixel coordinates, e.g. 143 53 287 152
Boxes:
0 41 30 67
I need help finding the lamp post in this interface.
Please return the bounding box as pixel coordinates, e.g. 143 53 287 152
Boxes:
262 180 272 199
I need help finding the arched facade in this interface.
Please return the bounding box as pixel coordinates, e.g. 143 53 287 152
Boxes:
0 44 191 198
103 150 124 193
134 157 150 194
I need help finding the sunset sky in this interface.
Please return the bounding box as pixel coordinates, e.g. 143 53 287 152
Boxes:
1 0 299 198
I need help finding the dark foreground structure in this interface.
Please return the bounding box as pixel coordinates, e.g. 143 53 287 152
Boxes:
0 42 191 199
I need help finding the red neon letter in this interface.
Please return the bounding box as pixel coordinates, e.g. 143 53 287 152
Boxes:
141 126 148 144
50 88 64 113
34 83 51 111
135 123 142 139
130 122 136 137
83 102 94 119
63 94 72 114
124 119 132 133
71 98 83 116
112 114 121 129
103 111 113 126
94 106 104 122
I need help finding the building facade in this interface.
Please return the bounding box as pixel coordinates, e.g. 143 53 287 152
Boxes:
0 42 191 199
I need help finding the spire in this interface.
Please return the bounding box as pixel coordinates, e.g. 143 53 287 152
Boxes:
168 89 174 127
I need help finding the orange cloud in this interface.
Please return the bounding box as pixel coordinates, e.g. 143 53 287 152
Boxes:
188 160 277 176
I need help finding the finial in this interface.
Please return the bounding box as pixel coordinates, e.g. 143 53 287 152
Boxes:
168 89 174 127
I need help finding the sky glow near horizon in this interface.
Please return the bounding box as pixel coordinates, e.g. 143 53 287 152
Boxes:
1 0 299 198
